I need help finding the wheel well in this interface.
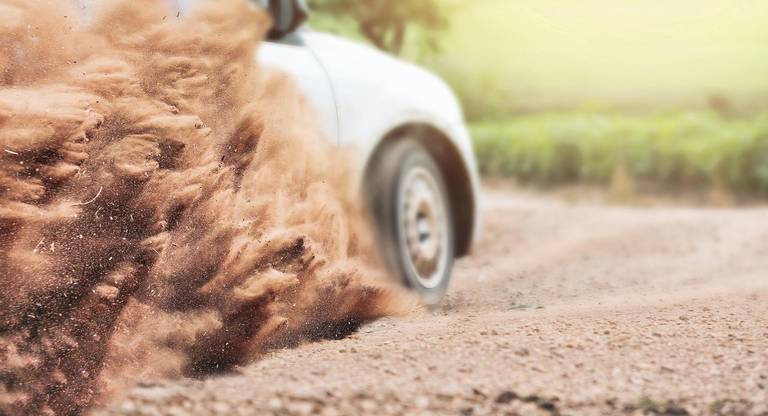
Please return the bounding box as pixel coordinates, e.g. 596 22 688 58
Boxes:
366 123 475 257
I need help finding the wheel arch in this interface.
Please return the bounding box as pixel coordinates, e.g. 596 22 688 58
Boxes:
364 123 476 257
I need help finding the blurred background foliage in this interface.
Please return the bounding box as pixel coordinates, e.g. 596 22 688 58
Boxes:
309 0 768 200
308 0 448 55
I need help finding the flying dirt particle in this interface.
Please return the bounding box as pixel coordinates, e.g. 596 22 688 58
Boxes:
71 186 103 206
0 0 412 414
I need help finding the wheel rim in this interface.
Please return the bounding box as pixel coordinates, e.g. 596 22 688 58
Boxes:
398 166 450 289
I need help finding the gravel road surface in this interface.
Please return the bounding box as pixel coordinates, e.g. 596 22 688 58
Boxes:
95 188 768 416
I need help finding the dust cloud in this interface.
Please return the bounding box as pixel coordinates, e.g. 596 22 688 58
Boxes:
0 0 409 414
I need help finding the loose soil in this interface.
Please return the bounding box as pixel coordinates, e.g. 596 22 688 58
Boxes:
95 188 768 415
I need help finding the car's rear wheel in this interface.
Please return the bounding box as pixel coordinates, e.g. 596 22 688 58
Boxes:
367 138 455 305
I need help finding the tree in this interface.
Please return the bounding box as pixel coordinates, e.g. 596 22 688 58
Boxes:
309 0 448 56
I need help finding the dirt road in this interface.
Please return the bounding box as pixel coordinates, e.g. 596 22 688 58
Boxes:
95 188 768 416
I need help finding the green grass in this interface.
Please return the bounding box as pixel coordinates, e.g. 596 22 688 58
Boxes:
471 111 768 196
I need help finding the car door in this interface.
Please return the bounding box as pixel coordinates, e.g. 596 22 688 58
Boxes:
258 34 339 144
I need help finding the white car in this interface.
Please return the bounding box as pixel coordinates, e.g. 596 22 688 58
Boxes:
253 0 481 304
139 0 479 303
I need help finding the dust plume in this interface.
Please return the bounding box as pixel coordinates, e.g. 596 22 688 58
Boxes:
0 0 408 414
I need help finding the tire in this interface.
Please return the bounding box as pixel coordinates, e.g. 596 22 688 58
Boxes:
366 138 455 305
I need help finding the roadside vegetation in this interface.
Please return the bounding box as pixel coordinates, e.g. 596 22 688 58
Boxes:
471 112 768 198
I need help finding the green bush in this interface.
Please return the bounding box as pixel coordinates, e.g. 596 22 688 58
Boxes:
471 111 768 195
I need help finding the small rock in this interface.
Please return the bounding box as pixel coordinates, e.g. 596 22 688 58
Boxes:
415 396 430 409
495 391 518 404
471 388 487 399
538 400 557 411
514 348 530 357
120 400 137 414
268 397 283 411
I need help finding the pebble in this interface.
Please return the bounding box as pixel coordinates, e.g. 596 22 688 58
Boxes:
268 397 284 410
415 396 430 409
120 400 137 414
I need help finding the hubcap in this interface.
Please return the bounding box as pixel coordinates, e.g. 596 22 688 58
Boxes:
398 166 449 289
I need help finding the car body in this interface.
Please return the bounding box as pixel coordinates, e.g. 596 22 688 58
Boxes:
78 0 481 302
259 19 481 302
259 30 481 254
